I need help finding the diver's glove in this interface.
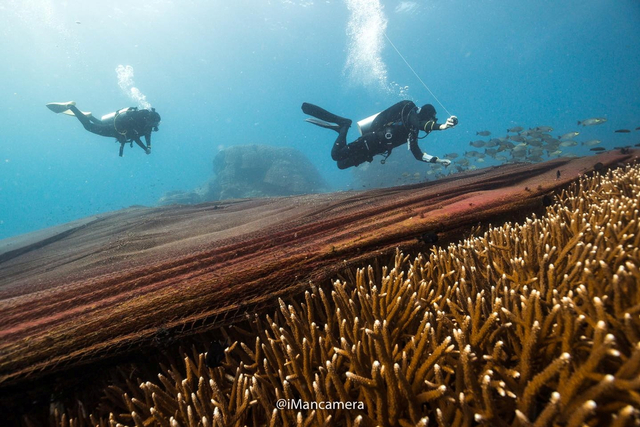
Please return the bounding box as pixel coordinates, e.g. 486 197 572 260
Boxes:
423 153 452 166
439 116 458 130
422 153 439 163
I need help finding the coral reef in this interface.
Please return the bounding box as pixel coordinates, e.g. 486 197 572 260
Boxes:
46 163 640 426
5 154 631 393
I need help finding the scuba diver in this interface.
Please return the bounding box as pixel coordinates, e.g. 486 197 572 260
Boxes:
302 101 457 169
46 101 161 157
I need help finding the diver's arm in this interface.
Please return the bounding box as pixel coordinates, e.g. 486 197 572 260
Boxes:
417 117 458 132
409 131 439 163
133 136 149 154
421 120 442 132
407 109 450 165
408 133 451 166
144 133 152 152
408 132 425 161
408 109 443 133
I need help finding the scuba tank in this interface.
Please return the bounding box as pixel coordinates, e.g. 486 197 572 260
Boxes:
357 112 381 135
357 112 395 140
101 107 132 122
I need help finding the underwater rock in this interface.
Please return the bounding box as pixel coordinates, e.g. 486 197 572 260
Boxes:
0 150 637 394
205 144 328 200
156 145 327 205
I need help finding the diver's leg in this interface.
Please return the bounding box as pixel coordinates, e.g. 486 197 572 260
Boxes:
333 135 375 168
68 106 116 138
302 103 352 126
331 126 350 161
335 144 373 169
67 105 95 130
337 158 358 169
87 114 103 124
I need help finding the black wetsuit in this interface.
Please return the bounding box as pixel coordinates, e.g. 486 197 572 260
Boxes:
332 101 442 169
68 105 155 156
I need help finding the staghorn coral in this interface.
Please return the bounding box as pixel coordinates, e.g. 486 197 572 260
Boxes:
49 164 640 426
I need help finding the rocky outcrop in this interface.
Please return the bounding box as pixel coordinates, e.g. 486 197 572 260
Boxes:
158 145 328 205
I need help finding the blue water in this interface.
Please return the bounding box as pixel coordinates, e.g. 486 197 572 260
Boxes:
0 0 639 240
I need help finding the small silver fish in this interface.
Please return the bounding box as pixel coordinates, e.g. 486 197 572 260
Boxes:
533 126 554 133
582 139 601 146
541 134 559 143
498 141 515 151
469 140 485 148
527 139 543 147
476 131 491 136
507 126 524 133
578 117 607 126
559 140 578 147
559 132 579 140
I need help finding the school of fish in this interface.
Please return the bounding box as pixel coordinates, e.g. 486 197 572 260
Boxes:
396 116 639 183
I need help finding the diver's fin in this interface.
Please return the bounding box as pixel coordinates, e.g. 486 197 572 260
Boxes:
301 102 352 126
305 118 342 131
46 101 76 113
62 109 91 117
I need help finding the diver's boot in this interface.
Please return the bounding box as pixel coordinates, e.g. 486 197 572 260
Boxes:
302 102 352 127
46 101 76 114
